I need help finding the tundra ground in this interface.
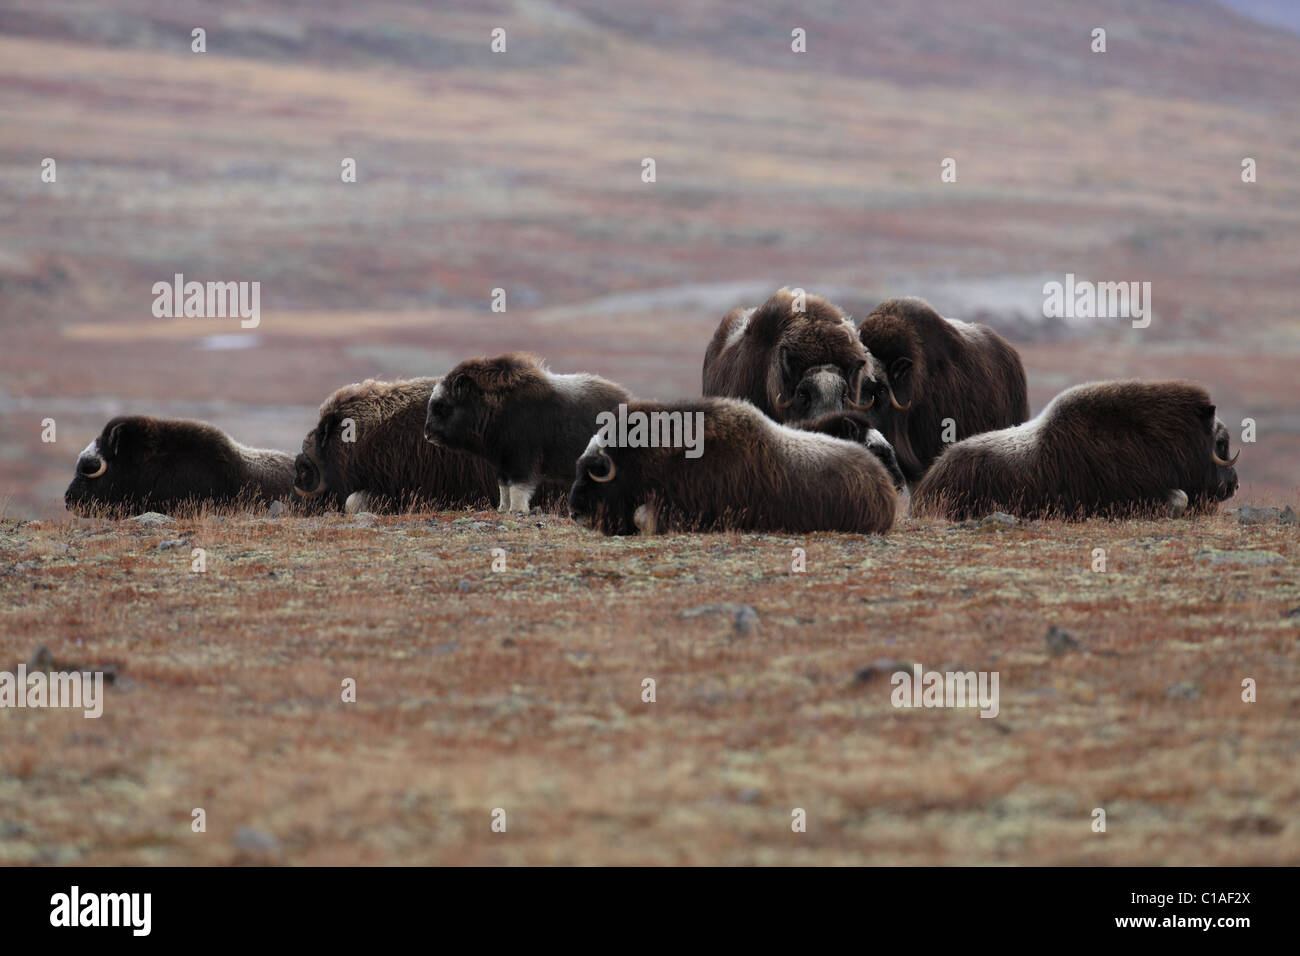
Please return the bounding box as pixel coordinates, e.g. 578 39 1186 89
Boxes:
1 505 1296 865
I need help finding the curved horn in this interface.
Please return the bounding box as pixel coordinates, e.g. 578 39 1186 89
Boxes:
83 459 106 479
588 450 617 483
848 394 876 411
1211 448 1240 467
887 384 912 412
773 392 795 410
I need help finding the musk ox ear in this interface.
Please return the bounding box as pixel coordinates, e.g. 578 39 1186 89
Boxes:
1197 402 1216 422
103 420 131 459
451 372 472 401
779 346 798 383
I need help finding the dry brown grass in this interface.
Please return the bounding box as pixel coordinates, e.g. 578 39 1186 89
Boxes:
1 504 1296 865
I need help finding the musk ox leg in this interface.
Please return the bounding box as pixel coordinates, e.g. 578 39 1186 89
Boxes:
633 502 659 535
1165 489 1189 518
507 483 536 514
497 482 510 513
345 491 370 515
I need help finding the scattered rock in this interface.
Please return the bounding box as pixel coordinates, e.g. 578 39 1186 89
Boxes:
1045 626 1081 656
267 500 285 518
28 646 54 670
469 521 496 533
853 658 914 683
1236 505 1298 526
1283 607 1300 619
1193 548 1285 568
433 641 458 656
680 603 746 619
1166 682 1201 701
456 578 472 593
127 512 172 527
233 826 282 858
155 538 190 551
975 512 1020 531
737 787 761 804
733 605 760 636
352 511 379 523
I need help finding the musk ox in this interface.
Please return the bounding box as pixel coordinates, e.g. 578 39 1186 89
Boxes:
911 380 1240 520
703 288 875 424
797 411 906 491
423 353 632 513
294 377 497 512
64 416 295 515
568 398 898 535
856 297 1029 486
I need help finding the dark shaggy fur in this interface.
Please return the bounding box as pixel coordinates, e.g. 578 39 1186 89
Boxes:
703 288 874 424
64 416 295 515
797 411 906 490
295 377 497 512
911 380 1240 520
569 398 897 535
423 353 632 513
857 297 1029 486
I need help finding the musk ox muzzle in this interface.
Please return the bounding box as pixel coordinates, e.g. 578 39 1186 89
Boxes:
774 363 872 422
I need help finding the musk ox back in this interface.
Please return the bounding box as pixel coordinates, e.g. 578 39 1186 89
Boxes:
703 289 874 424
911 380 1240 520
423 352 631 513
797 411 906 490
568 398 897 535
295 377 497 512
64 416 295 515
857 297 1029 486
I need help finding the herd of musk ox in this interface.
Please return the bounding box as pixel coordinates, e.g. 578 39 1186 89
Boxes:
63 290 1241 534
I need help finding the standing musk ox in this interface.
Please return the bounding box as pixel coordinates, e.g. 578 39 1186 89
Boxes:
64 416 295 515
423 353 632 513
796 411 907 491
703 289 875 424
911 380 1240 520
856 297 1029 486
295 378 497 513
568 398 898 535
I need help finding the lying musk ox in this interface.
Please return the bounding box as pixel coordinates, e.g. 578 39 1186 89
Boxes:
64 416 295 515
423 353 632 513
568 398 898 535
911 380 1240 520
295 377 497 512
856 297 1029 486
703 288 874 424
796 411 906 490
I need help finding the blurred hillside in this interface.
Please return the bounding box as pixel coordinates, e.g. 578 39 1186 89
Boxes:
1 0 1298 516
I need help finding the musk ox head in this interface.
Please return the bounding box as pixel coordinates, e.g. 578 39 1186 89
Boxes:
65 416 227 514
856 298 931 417
705 289 876 424
423 353 542 453
798 411 906 490
1205 412 1240 503
568 435 640 535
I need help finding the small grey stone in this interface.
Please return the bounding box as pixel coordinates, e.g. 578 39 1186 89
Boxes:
977 512 1020 530
1166 682 1201 701
233 826 282 857
1237 505 1281 525
155 538 189 551
853 658 914 683
28 646 54 670
737 787 761 804
733 605 760 636
1281 506 1298 526
456 578 472 593
1194 548 1285 568
267 500 285 518
127 512 172 526
1045 626 1081 656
